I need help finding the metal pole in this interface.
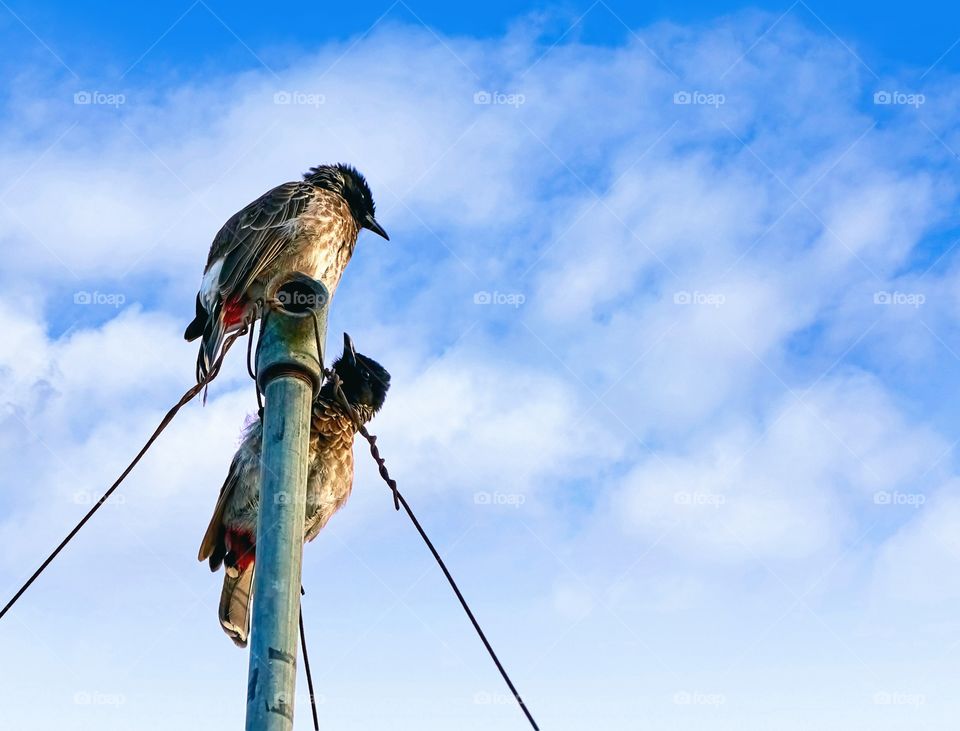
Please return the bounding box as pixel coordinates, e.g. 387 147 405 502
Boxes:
246 274 328 731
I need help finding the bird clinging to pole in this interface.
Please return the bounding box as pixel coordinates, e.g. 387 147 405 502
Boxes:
183 164 389 383
197 333 391 647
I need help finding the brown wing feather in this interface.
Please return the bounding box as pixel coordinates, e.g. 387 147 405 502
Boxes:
198 459 241 566
302 403 362 543
207 181 317 298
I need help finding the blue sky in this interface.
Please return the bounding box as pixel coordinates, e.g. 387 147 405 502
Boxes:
2 1 960 730
5 0 960 76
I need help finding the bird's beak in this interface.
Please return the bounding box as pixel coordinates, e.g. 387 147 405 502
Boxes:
362 213 389 241
343 332 357 366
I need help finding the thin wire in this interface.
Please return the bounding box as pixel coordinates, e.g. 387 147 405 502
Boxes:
246 311 263 414
299 586 320 731
254 303 273 416
359 425 400 511
0 326 247 621
369 451 540 731
320 365 539 730
246 309 258 382
310 309 327 377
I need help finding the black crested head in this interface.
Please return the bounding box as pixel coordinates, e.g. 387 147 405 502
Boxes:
303 163 389 240
324 332 391 414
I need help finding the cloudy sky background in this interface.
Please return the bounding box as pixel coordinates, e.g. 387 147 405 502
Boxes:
1 2 960 729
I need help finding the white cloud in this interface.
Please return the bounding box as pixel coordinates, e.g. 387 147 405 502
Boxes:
374 342 626 499
871 481 960 604
614 374 948 561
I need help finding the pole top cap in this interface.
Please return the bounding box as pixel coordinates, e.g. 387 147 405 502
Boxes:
257 273 329 393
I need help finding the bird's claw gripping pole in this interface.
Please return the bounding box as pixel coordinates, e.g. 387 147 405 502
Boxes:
246 273 328 731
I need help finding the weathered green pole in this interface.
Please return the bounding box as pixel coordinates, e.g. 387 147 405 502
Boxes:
246 273 328 731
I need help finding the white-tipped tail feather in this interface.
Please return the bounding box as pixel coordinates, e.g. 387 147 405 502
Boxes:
219 564 254 648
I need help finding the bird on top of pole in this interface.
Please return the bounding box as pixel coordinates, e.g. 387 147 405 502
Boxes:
197 333 391 646
183 163 389 383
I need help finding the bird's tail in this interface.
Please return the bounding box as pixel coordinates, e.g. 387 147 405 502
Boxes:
219 563 254 648
196 307 227 385
184 293 207 343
